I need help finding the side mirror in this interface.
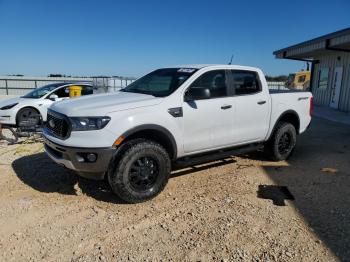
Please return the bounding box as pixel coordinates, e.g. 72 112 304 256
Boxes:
184 87 211 102
49 94 59 101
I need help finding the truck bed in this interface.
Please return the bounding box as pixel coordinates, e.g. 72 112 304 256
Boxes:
269 89 309 94
267 90 312 138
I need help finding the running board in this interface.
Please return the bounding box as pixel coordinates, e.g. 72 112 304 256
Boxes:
174 143 264 169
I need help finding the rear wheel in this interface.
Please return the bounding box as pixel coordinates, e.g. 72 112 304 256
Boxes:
108 139 171 203
16 107 41 127
264 121 297 161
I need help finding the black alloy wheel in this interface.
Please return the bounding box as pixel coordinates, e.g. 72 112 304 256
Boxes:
129 156 159 192
278 133 292 155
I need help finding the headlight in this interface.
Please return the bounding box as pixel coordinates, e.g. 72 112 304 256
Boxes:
0 103 18 110
69 116 111 131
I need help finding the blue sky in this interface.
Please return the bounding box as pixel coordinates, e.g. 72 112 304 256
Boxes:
0 0 349 77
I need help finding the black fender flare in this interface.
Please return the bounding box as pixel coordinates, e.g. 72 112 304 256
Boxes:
267 110 300 140
120 124 178 159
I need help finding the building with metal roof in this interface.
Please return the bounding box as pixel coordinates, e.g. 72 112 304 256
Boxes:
274 27 350 111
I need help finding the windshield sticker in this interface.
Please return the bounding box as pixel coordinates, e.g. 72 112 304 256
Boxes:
178 68 196 73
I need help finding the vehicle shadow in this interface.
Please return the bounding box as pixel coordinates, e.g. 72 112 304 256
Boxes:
11 152 127 204
254 118 350 260
171 158 236 178
12 152 236 205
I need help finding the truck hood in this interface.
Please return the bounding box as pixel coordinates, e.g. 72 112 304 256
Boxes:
50 91 163 116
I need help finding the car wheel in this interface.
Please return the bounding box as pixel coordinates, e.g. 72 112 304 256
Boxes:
16 107 41 127
108 139 171 203
264 121 297 161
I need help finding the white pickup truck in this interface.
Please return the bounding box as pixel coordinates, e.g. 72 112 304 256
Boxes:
43 65 312 203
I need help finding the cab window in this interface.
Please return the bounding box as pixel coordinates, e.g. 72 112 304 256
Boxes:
298 75 306 83
230 70 261 95
189 70 228 98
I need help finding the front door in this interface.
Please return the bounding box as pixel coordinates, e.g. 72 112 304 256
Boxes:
330 67 343 109
183 70 234 153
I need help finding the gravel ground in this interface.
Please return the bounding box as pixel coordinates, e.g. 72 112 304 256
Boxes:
0 117 349 262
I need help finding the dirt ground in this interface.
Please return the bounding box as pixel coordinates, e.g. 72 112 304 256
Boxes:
0 117 349 262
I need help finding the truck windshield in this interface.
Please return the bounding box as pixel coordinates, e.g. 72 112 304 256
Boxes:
22 83 66 98
121 68 198 97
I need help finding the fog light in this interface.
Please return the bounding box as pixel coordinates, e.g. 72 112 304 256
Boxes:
86 153 97 162
76 155 85 163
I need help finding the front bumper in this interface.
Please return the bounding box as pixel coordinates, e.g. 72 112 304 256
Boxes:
43 136 115 180
0 106 18 125
0 114 15 126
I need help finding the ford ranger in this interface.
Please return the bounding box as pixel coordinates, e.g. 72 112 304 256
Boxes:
43 65 312 203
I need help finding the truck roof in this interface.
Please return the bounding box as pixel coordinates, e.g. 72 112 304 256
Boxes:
173 64 261 71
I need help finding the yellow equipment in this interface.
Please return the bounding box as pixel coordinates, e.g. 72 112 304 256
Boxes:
286 71 311 90
69 85 82 98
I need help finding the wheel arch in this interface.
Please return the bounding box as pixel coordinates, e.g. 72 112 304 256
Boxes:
120 124 178 160
268 110 300 140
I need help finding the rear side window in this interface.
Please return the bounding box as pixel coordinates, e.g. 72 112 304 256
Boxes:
81 85 93 95
230 70 261 95
298 75 306 83
190 70 228 98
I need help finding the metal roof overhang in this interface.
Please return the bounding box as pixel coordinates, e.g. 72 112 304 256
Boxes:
273 27 350 62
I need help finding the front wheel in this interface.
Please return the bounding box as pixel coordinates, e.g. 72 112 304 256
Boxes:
16 107 41 127
264 122 297 161
108 139 171 203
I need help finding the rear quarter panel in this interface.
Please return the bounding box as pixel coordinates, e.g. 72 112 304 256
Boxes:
266 91 312 140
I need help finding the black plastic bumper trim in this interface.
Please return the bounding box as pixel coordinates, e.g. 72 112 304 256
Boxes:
43 136 114 178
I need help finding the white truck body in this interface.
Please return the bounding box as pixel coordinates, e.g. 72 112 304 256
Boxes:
42 65 312 202
45 65 311 155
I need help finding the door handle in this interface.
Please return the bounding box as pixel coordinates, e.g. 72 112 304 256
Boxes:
257 100 266 105
221 105 232 110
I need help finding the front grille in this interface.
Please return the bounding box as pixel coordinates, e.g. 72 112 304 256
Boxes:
46 110 70 139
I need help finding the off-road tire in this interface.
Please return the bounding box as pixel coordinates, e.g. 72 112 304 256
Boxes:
264 121 297 161
108 139 171 203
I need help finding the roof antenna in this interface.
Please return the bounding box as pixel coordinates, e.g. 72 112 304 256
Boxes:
228 55 234 65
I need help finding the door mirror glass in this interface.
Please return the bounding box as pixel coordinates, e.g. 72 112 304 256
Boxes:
48 94 59 101
185 87 211 101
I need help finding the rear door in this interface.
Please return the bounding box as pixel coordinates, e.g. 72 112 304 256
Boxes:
182 70 235 153
229 70 270 143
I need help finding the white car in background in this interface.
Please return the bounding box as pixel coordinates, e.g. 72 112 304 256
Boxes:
0 82 93 127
